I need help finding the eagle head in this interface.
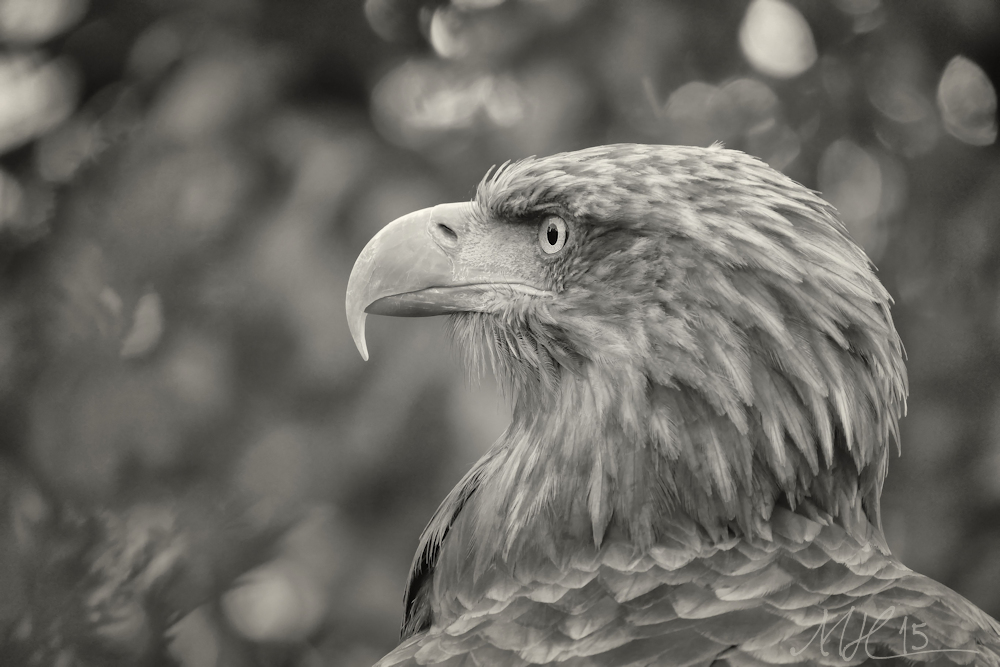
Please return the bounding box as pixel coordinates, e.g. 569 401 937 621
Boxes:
347 143 907 550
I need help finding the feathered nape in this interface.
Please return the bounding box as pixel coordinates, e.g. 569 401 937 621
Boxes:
449 144 907 566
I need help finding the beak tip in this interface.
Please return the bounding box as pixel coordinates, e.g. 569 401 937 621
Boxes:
348 309 370 361
346 285 371 361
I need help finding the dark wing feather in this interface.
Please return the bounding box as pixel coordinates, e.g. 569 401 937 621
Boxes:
402 446 505 638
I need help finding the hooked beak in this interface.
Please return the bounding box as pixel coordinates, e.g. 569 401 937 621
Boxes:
345 202 548 360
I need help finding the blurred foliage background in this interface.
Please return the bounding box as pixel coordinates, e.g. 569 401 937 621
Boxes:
0 0 997 665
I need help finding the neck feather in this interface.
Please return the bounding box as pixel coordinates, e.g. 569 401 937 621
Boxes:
450 358 892 580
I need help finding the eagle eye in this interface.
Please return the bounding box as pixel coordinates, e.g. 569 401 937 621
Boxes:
539 216 567 255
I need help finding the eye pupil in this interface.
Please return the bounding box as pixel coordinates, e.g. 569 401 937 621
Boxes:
538 216 567 254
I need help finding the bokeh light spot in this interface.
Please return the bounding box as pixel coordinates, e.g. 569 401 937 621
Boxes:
454 0 507 9
222 560 326 642
372 60 532 149
0 0 88 43
0 54 78 153
833 0 884 32
834 0 880 14
818 139 885 259
663 81 736 147
120 291 165 360
739 0 817 79
127 21 182 80
723 78 780 127
430 7 469 59
0 168 25 227
937 55 997 146
871 79 932 125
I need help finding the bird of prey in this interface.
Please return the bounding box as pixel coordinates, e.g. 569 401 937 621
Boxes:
345 144 1000 666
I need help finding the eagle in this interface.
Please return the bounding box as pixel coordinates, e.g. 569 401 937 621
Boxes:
345 144 1000 666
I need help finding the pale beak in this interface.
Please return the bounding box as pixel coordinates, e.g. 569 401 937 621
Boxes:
346 202 546 360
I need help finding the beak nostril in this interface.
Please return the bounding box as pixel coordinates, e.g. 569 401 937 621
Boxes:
436 223 459 246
